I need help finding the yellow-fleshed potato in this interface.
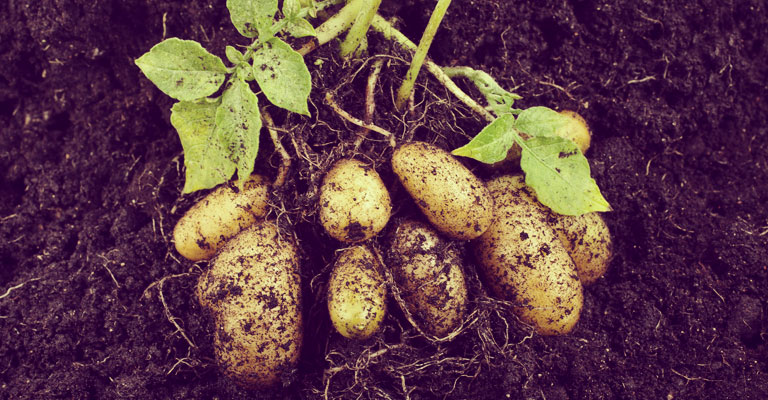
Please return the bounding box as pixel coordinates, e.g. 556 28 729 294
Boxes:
557 110 591 155
319 158 392 243
388 219 468 338
473 175 583 335
391 142 494 240
505 175 612 285
173 174 270 261
196 220 302 388
327 245 387 340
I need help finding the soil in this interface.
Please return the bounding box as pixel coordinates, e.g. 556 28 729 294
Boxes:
1 0 767 399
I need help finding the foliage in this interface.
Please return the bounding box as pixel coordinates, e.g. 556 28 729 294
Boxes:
135 0 314 193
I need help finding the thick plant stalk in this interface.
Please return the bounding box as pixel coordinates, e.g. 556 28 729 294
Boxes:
339 0 383 57
298 0 365 55
394 0 452 111
371 15 494 122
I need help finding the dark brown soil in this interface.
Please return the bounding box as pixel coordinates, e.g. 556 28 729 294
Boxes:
2 0 767 399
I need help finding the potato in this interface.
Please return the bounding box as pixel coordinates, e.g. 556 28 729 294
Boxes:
196 220 302 388
391 142 494 240
327 245 387 340
553 212 612 284
387 219 468 338
505 175 612 285
473 175 583 335
319 158 392 243
173 174 270 261
557 110 591 155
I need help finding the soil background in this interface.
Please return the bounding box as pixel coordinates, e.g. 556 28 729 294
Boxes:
1 0 767 399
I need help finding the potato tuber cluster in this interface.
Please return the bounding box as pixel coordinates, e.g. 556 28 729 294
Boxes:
172 128 612 388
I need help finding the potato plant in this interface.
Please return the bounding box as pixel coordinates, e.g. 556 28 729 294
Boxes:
142 0 615 390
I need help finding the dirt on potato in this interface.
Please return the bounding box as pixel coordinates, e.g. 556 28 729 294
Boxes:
1 0 767 399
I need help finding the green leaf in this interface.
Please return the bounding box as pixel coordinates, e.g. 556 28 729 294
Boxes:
282 0 317 37
517 135 611 216
282 0 300 17
214 79 262 185
452 114 517 163
171 100 236 193
225 45 244 64
285 17 317 38
135 38 227 101
252 37 311 115
515 106 571 137
227 0 278 38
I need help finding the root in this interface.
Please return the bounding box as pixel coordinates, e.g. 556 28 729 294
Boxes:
353 58 386 150
324 91 396 148
0 277 42 301
261 109 292 188
142 273 197 349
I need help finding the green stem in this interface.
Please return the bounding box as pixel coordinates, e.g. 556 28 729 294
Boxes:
299 0 365 55
339 0 383 57
371 15 494 122
273 0 342 35
394 0 452 111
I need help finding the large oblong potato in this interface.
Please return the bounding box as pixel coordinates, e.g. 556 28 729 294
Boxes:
319 158 392 243
173 174 270 261
473 175 583 335
391 141 493 240
388 219 468 338
327 245 387 340
196 220 302 389
505 175 612 285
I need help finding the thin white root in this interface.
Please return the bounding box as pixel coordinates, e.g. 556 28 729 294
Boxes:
325 91 396 148
143 273 197 349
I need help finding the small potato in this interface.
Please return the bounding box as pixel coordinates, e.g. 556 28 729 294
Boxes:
505 175 612 285
196 220 302 388
557 110 591 155
173 174 270 261
319 158 392 243
327 245 387 340
388 219 468 338
473 175 583 335
391 142 493 240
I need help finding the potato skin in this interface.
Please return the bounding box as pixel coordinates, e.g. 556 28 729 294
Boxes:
173 174 270 261
557 110 591 155
327 245 387 340
196 220 302 389
388 219 468 338
473 175 583 335
391 142 494 240
553 212 612 285
319 159 392 243
505 175 612 285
